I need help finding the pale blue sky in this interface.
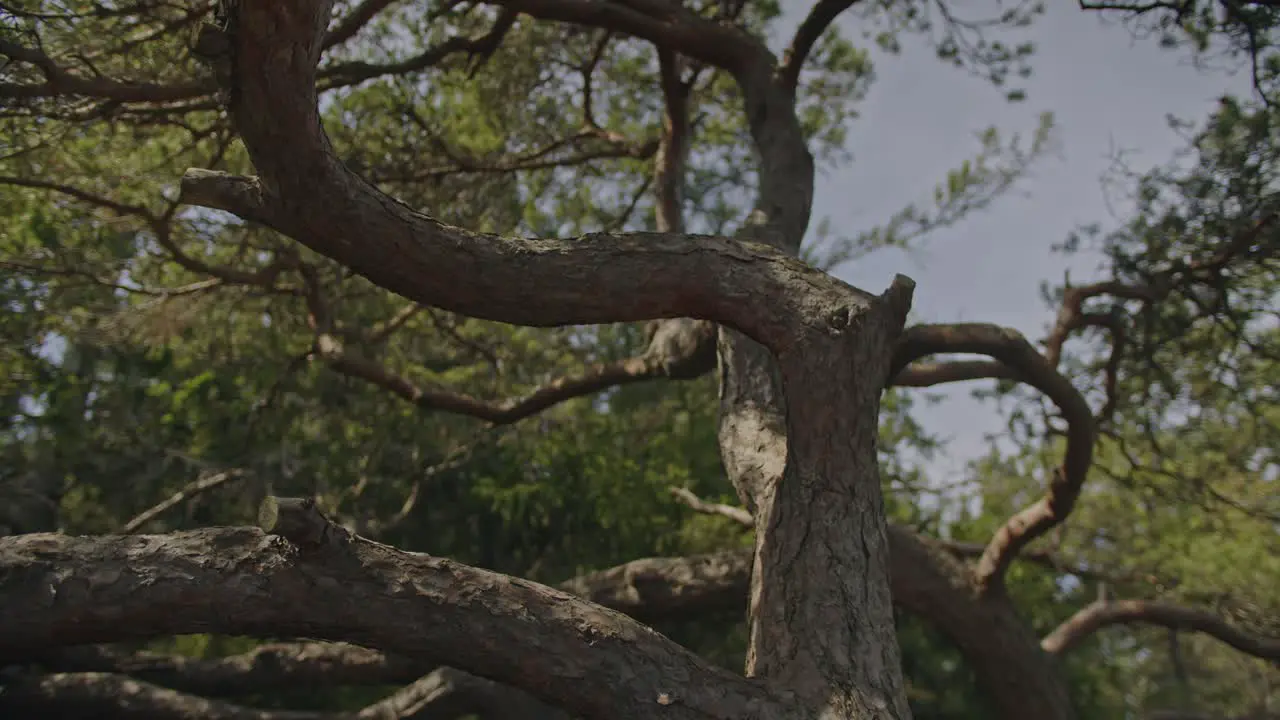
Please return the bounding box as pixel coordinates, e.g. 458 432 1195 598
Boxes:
771 2 1251 480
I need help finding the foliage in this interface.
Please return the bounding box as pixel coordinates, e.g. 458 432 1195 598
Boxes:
1 1 1277 719
960 97 1280 716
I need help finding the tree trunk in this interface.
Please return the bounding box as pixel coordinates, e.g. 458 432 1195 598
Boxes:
887 528 1078 720
734 297 912 719
712 53 915 716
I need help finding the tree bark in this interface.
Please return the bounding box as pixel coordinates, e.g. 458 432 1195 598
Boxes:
712 49 914 720
884 528 1076 720
0 521 1079 720
741 314 916 718
0 527 794 720
176 2 921 717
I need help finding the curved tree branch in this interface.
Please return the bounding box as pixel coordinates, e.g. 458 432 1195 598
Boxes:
492 0 765 74
891 322 1097 590
174 0 887 352
889 358 1019 387
176 166 872 357
0 524 794 720
1042 599 1280 662
313 325 713 425
323 0 399 49
179 2 916 717
778 0 865 94
24 643 425 697
886 211 1278 595
6 520 1090 719
0 667 476 720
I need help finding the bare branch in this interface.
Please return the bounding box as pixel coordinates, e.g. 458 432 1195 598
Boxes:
889 358 1019 387
294 261 713 430
358 434 494 536
1043 280 1154 368
0 38 208 102
0 174 158 220
1042 598 1280 662
27 643 425 697
178 166 875 357
490 0 766 74
369 134 659 183
317 333 657 423
0 260 224 299
122 470 245 535
319 8 519 87
579 30 615 137
314 313 715 425
323 0 399 48
0 524 793 720
654 47 691 233
668 487 755 527
891 323 1097 591
366 302 423 345
778 0 866 93
0 667 473 719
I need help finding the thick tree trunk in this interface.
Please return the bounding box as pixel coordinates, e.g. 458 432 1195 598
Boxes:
741 309 915 719
712 56 914 716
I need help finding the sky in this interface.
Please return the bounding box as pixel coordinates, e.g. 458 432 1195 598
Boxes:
771 1 1252 480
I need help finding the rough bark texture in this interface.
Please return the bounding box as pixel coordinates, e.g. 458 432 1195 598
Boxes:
884 529 1075 719
742 286 914 719
11 1 1272 719
172 1 918 718
0 527 793 720
0 665 569 720
707 30 914 720
0 520 1079 720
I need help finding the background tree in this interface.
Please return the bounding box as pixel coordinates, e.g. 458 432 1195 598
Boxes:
0 1 1276 719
